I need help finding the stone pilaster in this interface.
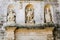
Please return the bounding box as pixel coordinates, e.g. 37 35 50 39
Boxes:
5 27 16 40
15 27 54 40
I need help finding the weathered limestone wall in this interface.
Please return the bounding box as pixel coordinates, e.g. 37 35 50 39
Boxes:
15 27 54 40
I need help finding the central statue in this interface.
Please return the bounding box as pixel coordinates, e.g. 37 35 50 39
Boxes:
44 4 52 23
25 4 35 24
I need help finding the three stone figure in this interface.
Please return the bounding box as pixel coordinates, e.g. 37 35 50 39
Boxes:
7 4 53 24
6 3 54 40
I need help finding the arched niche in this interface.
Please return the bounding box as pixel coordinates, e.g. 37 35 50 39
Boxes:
25 4 35 24
7 4 16 23
44 4 53 23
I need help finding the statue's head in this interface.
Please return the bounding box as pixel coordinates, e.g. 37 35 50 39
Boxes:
8 4 14 11
44 4 51 10
25 4 34 14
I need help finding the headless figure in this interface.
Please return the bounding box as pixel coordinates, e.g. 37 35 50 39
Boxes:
8 10 15 23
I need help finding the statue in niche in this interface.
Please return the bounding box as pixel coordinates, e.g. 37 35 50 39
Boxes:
7 10 16 23
25 4 35 24
44 4 52 23
7 4 16 23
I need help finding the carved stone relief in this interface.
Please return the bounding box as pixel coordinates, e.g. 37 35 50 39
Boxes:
25 4 35 24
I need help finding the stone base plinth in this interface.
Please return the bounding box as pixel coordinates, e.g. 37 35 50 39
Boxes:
15 27 54 40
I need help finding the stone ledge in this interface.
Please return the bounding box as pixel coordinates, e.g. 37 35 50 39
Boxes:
4 22 58 29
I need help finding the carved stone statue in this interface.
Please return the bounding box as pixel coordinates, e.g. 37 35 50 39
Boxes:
8 10 15 23
44 4 52 23
7 4 16 23
25 4 35 24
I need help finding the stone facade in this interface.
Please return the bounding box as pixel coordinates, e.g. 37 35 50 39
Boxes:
0 0 60 40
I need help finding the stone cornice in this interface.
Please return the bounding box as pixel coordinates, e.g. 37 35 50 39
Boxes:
4 22 58 29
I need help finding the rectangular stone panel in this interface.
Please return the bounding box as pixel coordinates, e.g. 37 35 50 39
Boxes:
15 27 54 40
